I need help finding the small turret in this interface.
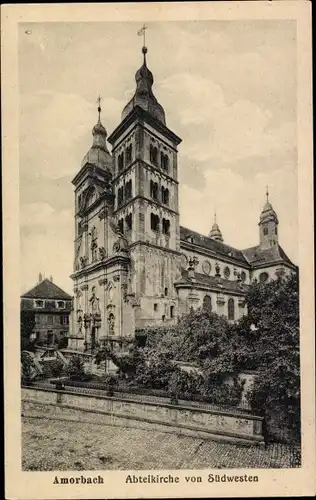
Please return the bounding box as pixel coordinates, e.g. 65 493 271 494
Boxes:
81 97 112 174
209 212 224 242
259 186 279 249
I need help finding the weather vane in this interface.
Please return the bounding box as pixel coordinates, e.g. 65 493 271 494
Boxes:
137 24 147 47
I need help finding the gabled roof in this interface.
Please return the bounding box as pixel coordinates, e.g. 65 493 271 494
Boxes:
180 226 249 266
21 279 72 300
242 243 295 268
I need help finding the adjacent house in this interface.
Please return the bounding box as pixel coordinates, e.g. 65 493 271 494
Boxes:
21 275 72 348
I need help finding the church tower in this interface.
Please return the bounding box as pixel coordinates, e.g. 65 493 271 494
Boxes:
108 44 182 328
259 187 279 249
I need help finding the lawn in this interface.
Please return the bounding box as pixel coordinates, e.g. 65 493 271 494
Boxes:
22 406 300 470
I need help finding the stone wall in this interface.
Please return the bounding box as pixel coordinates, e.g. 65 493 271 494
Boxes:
22 386 264 445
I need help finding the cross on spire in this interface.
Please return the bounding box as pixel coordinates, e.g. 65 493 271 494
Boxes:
97 95 102 122
266 185 269 202
137 23 147 48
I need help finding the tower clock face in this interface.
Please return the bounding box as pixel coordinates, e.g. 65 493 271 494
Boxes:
202 260 211 275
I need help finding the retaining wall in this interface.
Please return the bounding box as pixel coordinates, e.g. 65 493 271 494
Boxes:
22 386 264 445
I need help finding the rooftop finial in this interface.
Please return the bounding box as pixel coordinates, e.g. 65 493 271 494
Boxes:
97 95 102 123
214 209 217 224
137 24 148 62
266 185 269 203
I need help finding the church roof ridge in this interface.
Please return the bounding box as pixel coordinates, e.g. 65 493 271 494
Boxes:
180 225 248 264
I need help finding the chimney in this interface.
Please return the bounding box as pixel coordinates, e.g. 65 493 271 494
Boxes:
38 272 43 283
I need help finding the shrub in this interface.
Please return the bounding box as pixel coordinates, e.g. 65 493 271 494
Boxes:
50 359 64 378
65 355 86 380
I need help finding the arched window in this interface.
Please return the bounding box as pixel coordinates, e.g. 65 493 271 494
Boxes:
125 213 132 231
108 313 115 336
162 218 170 235
228 298 235 320
118 218 124 234
118 152 124 171
224 266 231 279
203 295 212 314
263 226 268 235
150 145 158 166
150 181 158 200
151 213 160 232
117 186 124 207
161 186 169 205
161 153 169 171
125 144 133 165
125 180 132 200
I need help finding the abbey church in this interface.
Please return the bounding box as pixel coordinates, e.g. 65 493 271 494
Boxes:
69 45 296 351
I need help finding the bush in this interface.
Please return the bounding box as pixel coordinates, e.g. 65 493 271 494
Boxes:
50 359 64 378
65 355 86 380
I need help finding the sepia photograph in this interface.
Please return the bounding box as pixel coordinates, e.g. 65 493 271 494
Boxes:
2 2 314 499
19 18 301 471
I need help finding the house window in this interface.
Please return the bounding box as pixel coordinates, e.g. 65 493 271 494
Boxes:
162 219 170 235
47 315 53 325
151 213 160 232
125 213 133 231
228 298 235 320
34 300 44 308
60 315 69 325
154 303 158 312
203 295 212 314
56 300 65 309
263 227 268 235
150 181 159 200
170 305 174 318
164 287 168 296
275 227 278 235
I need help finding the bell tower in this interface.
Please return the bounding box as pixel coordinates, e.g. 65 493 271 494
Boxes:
259 187 279 249
108 44 182 328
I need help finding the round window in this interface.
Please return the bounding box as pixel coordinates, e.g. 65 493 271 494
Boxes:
240 271 246 282
202 260 211 275
224 266 231 279
180 253 188 268
259 272 269 283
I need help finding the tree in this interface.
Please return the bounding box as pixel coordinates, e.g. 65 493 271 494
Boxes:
242 273 300 441
20 311 36 352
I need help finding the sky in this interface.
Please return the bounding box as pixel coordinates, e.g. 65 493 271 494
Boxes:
19 20 298 295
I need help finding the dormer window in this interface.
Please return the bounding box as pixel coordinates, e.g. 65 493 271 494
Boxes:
56 301 65 309
34 299 44 308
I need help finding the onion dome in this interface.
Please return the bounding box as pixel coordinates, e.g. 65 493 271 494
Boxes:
81 101 112 174
209 212 224 242
259 187 279 225
121 46 166 125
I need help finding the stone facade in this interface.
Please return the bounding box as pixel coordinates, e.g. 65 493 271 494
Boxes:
68 46 297 350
